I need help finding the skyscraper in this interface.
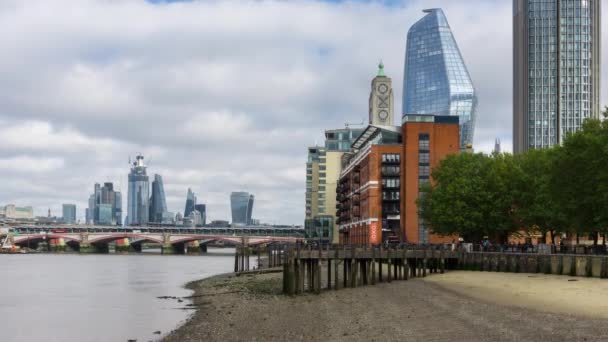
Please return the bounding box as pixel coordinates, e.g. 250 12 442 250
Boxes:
62 204 76 224
513 0 601 153
149 174 168 223
194 204 207 226
230 192 254 226
127 155 149 226
184 188 196 218
87 182 121 225
403 8 478 149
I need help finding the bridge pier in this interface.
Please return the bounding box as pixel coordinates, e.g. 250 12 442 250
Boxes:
161 244 177 255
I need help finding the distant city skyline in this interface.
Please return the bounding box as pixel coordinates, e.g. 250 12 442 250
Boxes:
0 1 606 225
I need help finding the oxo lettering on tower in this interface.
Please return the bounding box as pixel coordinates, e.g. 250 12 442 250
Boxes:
403 8 478 149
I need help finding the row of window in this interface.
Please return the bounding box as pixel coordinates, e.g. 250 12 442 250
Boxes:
382 178 400 189
382 191 400 201
382 154 400 163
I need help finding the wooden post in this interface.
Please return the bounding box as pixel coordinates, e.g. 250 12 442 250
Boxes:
404 258 409 280
387 249 392 283
334 249 339 290
371 247 376 285
314 260 321 294
327 254 332 290
379 246 384 282
343 258 348 288
350 258 357 288
234 248 239 273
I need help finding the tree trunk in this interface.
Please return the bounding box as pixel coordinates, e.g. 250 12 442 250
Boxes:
550 230 556 245
593 231 599 247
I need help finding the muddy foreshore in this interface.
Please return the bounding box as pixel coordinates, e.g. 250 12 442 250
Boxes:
163 270 608 342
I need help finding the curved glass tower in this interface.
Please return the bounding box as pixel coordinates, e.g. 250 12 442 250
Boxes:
403 8 477 149
127 155 149 226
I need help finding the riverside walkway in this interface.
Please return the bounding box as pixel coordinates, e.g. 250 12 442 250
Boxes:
233 245 608 295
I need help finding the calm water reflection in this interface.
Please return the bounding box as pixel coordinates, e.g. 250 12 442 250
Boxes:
0 248 235 342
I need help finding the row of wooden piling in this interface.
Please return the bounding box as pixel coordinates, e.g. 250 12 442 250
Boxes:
283 247 458 295
234 245 287 273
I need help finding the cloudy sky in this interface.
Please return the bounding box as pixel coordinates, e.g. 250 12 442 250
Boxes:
0 0 606 224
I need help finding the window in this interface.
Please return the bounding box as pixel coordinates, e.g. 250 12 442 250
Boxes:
382 153 400 163
382 178 400 188
319 173 326 178
306 176 312 181
419 165 430 177
319 186 326 191
419 152 429 164
319 179 326 184
318 193 326 199
319 165 326 171
418 133 430 151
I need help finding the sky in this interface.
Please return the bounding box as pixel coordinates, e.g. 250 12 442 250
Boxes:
0 0 606 225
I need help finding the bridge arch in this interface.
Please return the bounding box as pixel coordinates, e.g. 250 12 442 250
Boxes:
87 234 163 245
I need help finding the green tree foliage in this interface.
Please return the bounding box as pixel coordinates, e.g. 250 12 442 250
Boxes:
513 149 566 243
419 117 608 245
551 119 608 246
418 153 519 243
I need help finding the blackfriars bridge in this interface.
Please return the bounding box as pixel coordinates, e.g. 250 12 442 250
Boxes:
1 225 304 254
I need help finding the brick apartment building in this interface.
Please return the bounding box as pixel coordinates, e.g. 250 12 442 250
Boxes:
337 115 460 245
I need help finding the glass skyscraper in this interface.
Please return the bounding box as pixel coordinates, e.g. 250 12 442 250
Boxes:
514 0 601 153
230 192 254 226
184 188 196 218
62 204 76 224
149 174 168 223
127 155 149 226
403 8 478 149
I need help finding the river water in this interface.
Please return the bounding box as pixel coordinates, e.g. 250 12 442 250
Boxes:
0 248 236 342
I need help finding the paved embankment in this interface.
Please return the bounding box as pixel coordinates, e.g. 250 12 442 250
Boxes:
163 270 608 342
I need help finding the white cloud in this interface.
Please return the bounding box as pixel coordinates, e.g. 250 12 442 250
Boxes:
0 0 605 222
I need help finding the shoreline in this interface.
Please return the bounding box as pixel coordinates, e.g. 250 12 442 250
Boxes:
163 269 608 342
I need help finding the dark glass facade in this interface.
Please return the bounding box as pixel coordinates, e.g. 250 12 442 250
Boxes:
149 174 168 223
231 191 254 226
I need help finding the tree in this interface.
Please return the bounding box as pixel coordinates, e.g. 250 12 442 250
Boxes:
551 119 608 247
513 148 566 244
419 153 520 243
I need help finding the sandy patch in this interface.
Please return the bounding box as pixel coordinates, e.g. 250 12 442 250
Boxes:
424 271 608 319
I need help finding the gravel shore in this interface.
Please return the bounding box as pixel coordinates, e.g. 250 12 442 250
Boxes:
163 270 608 342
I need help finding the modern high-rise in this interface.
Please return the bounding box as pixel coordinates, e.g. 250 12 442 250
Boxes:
62 204 76 224
230 192 254 226
149 174 168 223
194 204 207 226
87 182 121 225
513 0 601 153
184 188 196 218
403 8 478 149
127 155 149 226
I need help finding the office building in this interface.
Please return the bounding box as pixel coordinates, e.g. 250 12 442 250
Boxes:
0 205 34 220
87 182 122 226
513 0 601 153
337 115 460 245
62 204 76 224
403 8 478 149
127 155 149 226
194 204 207 226
149 174 168 223
184 188 196 218
230 192 254 226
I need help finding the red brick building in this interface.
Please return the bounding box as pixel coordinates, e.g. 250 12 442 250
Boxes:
337 115 460 245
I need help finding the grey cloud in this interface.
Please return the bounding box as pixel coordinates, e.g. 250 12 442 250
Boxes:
0 0 606 223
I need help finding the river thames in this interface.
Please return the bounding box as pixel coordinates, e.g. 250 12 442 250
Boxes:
0 248 236 342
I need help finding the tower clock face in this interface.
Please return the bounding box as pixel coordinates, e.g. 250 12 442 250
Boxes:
378 83 388 94
378 110 389 121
